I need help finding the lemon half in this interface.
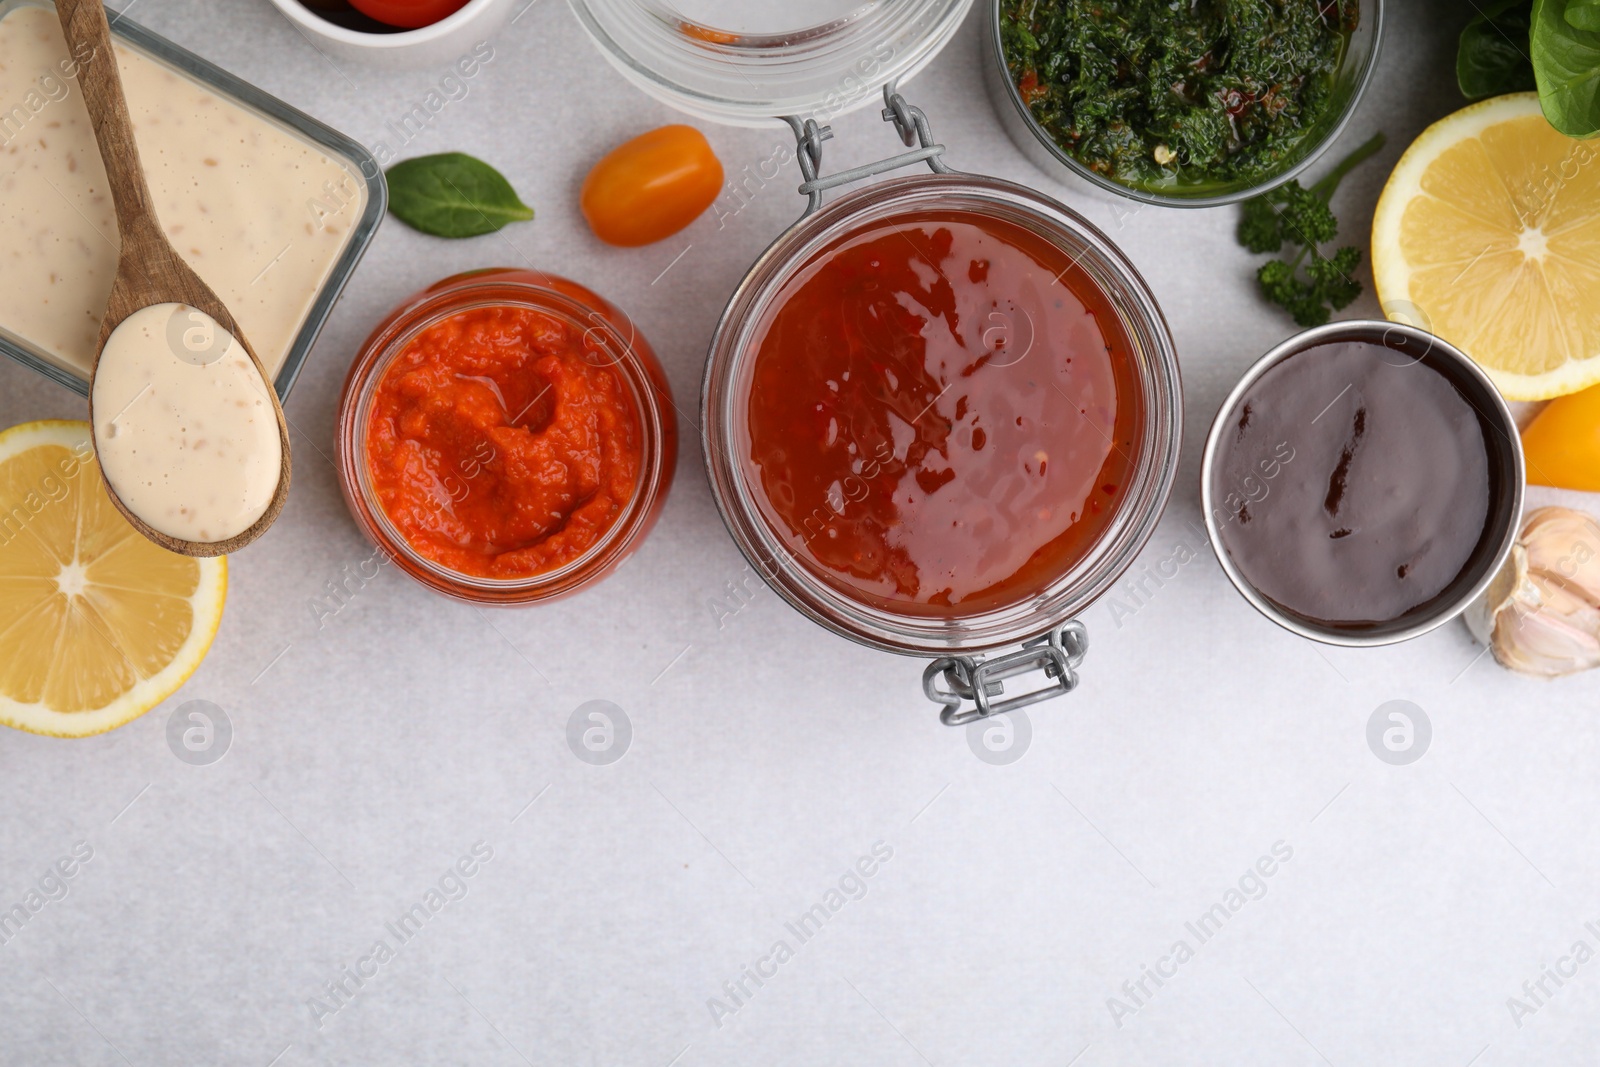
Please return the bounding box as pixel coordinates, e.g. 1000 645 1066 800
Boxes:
1373 93 1600 401
0 420 225 737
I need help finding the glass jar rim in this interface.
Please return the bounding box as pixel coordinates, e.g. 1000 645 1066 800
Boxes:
566 0 974 126
701 173 1183 655
338 276 671 602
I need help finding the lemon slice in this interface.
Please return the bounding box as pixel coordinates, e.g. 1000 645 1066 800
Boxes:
0 420 225 737
1372 93 1600 401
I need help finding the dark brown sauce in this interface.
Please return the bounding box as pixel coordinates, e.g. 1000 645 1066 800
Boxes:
1212 340 1495 629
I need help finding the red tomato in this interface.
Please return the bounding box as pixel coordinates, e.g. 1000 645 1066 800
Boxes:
346 0 469 29
580 125 725 247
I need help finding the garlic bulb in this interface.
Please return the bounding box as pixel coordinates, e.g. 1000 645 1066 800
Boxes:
1465 507 1600 677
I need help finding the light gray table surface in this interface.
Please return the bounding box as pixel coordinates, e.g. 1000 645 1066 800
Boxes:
3 1 1599 1064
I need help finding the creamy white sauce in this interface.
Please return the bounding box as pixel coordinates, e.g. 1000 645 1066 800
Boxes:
93 303 281 543
0 4 366 381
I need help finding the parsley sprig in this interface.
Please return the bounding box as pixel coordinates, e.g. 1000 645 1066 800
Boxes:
1236 132 1386 328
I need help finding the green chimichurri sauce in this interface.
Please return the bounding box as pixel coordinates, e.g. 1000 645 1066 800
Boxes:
1000 0 1360 193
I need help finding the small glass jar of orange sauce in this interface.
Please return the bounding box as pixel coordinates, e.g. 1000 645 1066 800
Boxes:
336 269 677 605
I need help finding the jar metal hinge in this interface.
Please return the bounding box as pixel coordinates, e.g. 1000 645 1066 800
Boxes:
923 622 1089 727
783 83 952 218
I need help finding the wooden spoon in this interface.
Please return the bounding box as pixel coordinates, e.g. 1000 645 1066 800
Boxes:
57 0 291 557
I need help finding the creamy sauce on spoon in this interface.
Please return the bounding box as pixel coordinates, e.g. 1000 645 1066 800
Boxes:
92 303 281 543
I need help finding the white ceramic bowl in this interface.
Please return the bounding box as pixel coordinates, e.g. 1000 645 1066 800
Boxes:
263 0 518 66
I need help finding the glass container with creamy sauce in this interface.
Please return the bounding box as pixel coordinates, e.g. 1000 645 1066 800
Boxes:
567 2 1183 725
0 0 384 399
336 270 678 605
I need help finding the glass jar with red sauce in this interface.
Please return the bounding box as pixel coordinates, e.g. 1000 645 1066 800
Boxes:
701 94 1183 724
336 269 677 604
562 4 1181 722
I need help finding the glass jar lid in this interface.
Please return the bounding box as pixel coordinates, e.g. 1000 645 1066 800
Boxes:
565 0 974 125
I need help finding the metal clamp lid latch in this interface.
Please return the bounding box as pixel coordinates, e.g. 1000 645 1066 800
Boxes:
782 82 953 218
923 622 1089 727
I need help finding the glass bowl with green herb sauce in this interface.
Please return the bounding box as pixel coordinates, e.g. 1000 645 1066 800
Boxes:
986 0 1383 206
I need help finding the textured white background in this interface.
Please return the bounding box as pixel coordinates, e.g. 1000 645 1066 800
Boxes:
3 0 1600 1064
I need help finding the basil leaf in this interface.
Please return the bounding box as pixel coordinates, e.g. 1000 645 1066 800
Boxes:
1569 0 1600 32
1533 0 1600 136
1458 0 1537 99
385 152 534 238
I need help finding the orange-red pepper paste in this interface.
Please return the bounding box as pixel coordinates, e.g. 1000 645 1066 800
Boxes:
744 209 1143 615
366 304 641 579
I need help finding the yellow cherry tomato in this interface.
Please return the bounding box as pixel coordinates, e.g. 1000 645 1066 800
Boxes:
580 125 724 247
1523 383 1600 492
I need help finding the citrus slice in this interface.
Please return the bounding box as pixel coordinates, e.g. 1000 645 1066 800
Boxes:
1372 93 1600 401
0 420 225 737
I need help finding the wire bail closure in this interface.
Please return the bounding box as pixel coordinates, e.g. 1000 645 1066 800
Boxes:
782 83 952 218
924 622 1089 727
